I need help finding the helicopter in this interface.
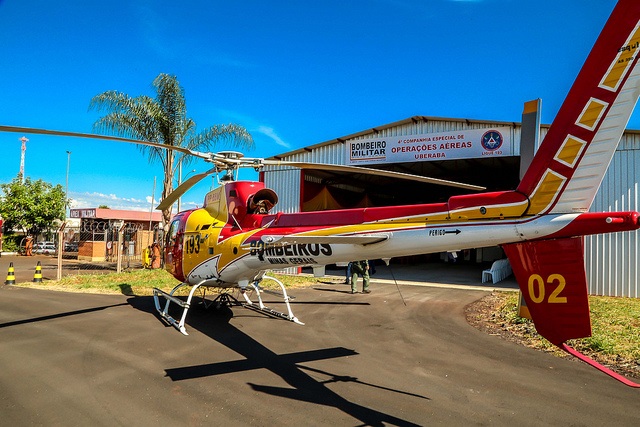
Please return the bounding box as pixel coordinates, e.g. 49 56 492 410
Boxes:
2 0 640 387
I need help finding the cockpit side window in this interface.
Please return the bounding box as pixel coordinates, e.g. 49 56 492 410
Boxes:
167 219 181 247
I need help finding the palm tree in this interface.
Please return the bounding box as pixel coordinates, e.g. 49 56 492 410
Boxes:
89 73 254 228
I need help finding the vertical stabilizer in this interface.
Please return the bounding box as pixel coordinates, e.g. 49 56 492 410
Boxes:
518 0 640 215
504 238 591 345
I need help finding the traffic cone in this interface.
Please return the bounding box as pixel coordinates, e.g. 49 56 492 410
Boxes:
33 261 43 283
5 262 15 285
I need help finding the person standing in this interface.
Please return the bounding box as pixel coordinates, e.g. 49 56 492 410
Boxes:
344 262 353 284
350 260 370 294
142 246 151 269
25 235 34 256
151 242 161 269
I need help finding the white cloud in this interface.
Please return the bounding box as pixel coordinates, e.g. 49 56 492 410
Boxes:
69 190 205 214
256 125 291 148
178 200 201 210
70 191 155 211
215 109 291 150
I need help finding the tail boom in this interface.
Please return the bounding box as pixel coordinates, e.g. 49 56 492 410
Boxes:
544 211 640 239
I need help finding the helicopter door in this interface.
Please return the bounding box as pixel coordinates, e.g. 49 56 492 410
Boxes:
165 217 185 281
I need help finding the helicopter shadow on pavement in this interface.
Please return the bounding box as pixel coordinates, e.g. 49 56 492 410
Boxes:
310 286 373 295
0 301 130 329
126 294 428 426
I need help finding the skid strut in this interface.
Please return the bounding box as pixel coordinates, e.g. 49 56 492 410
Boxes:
241 275 304 325
153 282 198 335
152 276 303 335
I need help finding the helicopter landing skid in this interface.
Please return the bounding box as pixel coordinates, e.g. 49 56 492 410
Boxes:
240 275 304 325
152 276 303 335
153 282 198 335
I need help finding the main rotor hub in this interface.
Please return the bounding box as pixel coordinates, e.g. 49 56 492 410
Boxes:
217 151 244 160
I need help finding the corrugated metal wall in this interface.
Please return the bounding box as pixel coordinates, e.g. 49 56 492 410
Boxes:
264 117 640 297
266 168 301 213
264 118 521 212
586 133 640 297
264 140 349 213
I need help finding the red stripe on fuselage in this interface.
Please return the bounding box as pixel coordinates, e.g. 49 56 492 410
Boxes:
260 203 449 228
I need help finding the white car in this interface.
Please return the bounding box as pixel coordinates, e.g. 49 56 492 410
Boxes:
35 242 56 255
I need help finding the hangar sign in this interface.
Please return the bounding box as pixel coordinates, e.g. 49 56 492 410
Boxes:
346 126 512 165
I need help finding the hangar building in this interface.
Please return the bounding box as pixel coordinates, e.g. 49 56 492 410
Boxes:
261 115 640 298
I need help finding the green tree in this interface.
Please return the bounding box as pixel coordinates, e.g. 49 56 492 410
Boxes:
0 177 67 236
89 73 254 228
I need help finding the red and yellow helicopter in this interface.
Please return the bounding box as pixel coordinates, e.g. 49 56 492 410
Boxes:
2 0 640 387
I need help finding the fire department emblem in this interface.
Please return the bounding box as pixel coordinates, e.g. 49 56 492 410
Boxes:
481 130 503 151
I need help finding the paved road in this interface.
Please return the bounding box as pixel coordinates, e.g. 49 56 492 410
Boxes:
0 281 638 426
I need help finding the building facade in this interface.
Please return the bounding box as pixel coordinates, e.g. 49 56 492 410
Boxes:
69 208 163 262
263 116 640 297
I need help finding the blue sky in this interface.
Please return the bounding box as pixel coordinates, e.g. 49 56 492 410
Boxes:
0 0 625 212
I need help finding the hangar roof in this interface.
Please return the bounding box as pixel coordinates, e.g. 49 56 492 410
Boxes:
266 116 531 204
265 115 640 207
268 115 538 160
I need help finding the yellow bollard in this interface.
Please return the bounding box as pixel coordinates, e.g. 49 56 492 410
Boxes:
518 291 532 320
33 261 42 283
5 262 15 285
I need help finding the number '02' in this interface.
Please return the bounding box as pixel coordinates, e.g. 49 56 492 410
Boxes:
527 274 568 304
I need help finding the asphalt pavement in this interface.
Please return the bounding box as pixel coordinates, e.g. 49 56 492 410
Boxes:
1 277 638 426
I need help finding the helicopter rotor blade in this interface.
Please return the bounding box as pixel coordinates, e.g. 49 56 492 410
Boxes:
156 167 219 212
1 124 485 209
0 125 212 160
262 160 485 191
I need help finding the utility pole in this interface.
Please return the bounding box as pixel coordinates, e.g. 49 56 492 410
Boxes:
177 161 182 214
19 136 28 183
66 151 71 217
149 176 156 247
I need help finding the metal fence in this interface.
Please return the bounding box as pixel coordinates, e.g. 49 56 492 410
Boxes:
43 221 164 279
